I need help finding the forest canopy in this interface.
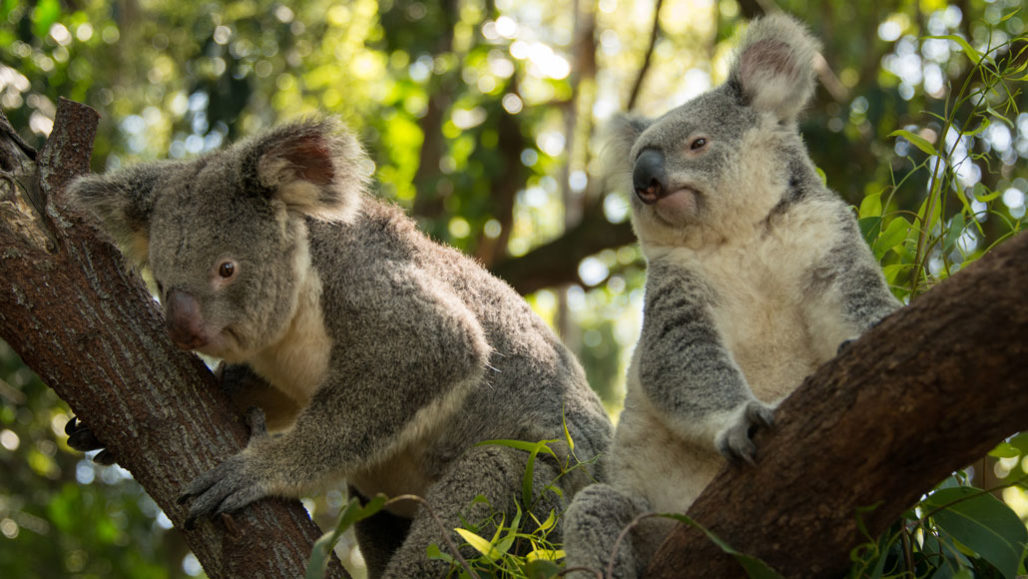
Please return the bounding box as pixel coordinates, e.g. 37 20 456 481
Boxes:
0 0 1025 577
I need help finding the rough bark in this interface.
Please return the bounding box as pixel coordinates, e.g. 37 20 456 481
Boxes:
0 100 345 578
646 232 1028 578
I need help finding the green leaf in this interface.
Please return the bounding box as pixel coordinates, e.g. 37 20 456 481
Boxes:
522 558 562 579
927 35 983 65
860 192 883 219
875 216 912 255
306 494 388 579
426 543 456 564
661 513 784 579
494 507 520 556
534 509 557 534
478 438 558 459
859 216 883 247
890 129 938 156
881 263 909 285
455 527 503 561
922 487 1028 579
988 442 1021 459
31 0 62 40
1006 432 1028 454
942 214 965 253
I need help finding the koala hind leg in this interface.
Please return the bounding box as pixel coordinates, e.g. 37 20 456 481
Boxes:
381 444 564 578
348 486 412 579
563 483 652 578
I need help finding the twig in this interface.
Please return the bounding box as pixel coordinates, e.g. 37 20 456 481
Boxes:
626 0 664 111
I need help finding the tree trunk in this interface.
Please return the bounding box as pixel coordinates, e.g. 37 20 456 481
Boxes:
646 232 1028 578
0 100 345 578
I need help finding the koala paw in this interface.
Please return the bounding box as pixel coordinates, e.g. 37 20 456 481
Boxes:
65 416 118 465
176 407 271 530
715 400 775 465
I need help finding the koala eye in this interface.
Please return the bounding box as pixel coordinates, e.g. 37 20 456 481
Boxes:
217 260 237 279
689 137 708 151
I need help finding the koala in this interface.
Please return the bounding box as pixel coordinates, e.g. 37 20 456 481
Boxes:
563 14 900 577
65 118 611 578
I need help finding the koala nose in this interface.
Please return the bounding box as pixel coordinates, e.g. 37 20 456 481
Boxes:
633 149 667 205
165 289 208 350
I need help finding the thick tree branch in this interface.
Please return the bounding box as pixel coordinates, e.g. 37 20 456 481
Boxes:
0 101 345 578
490 199 636 295
647 232 1028 577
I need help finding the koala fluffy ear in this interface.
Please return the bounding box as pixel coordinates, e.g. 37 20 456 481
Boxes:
730 14 820 122
604 114 653 168
65 163 167 264
249 118 370 223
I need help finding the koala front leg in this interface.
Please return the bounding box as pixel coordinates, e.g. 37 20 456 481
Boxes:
805 224 901 361
178 406 272 529
635 262 773 463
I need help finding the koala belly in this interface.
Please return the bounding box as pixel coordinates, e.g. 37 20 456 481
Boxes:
688 243 827 402
608 387 725 515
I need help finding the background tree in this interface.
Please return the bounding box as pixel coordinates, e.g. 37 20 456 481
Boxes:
0 0 1025 577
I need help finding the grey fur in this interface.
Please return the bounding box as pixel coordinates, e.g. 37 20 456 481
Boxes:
67 118 611 577
563 15 899 577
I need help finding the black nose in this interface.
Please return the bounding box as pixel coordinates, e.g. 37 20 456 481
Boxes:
633 149 667 204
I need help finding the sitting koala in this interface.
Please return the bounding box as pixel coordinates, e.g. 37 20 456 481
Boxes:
563 14 899 577
66 118 611 578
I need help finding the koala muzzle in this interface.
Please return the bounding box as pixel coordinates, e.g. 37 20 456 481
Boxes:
165 289 208 350
633 149 668 205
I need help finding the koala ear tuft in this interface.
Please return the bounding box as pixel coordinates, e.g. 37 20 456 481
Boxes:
65 163 167 264
730 14 820 122
603 114 653 169
252 118 370 223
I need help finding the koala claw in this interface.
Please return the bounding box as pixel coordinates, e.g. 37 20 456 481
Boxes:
715 400 775 465
177 453 266 530
65 416 104 451
65 416 119 465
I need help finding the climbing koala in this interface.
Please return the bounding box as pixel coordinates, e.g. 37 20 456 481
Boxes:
563 14 899 577
65 118 611 578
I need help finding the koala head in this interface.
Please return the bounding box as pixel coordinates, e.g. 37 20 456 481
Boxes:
68 119 370 362
610 14 820 246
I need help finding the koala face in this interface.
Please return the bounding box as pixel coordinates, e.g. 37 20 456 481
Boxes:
68 119 370 362
611 15 821 245
627 91 757 230
144 162 304 361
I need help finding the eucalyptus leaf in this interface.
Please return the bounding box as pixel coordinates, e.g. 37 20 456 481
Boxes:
923 487 1028 579
890 129 939 156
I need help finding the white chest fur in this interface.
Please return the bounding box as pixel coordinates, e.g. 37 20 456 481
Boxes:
249 269 332 408
648 199 842 402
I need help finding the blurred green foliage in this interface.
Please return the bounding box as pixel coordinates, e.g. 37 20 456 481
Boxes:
1 0 1026 576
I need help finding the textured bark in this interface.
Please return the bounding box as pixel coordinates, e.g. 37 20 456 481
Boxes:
0 100 345 578
646 232 1028 578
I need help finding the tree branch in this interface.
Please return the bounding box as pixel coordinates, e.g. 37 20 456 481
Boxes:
490 199 636 295
646 232 1028 577
0 101 345 579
